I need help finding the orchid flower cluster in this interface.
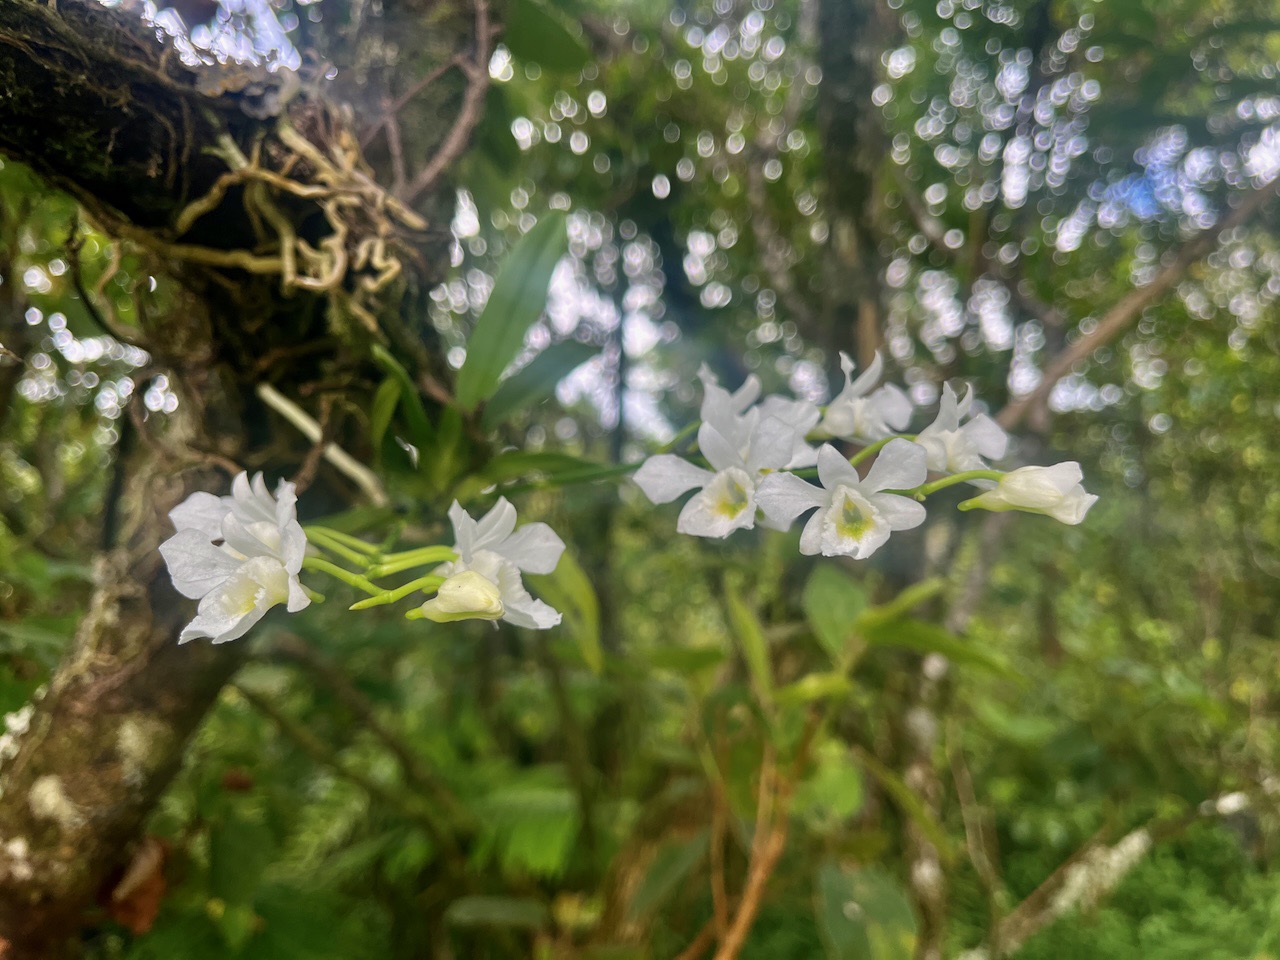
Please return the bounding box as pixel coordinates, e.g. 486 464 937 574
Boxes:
159 474 565 644
634 354 1097 558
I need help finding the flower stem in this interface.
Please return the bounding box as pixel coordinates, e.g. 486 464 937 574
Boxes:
349 574 447 610
366 546 457 578
301 556 385 596
305 525 380 555
659 419 700 453
848 433 917 467
895 469 1004 500
305 529 376 567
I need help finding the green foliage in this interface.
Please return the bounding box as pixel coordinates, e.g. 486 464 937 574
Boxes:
454 210 568 411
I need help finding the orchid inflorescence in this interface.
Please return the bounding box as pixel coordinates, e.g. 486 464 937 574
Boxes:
158 352 1095 645
634 354 1097 557
159 477 565 643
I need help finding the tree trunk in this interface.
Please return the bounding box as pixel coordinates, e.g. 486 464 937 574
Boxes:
0 0 481 952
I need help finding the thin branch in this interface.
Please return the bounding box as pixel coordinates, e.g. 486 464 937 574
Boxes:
710 747 793 960
255 382 389 505
402 0 490 204
996 179 1278 430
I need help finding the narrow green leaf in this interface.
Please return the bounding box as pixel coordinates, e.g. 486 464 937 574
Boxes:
481 340 598 430
803 565 870 661
455 212 569 411
505 0 591 74
724 582 773 706
527 550 602 673
775 672 854 706
481 451 599 484
853 748 954 863
861 618 1014 677
816 862 917 960
369 377 401 454
371 344 434 447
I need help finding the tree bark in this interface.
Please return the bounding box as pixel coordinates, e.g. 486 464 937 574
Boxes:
0 1 479 952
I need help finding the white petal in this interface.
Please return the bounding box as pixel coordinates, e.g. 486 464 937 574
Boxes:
448 500 479 560
676 471 757 538
697 422 745 473
862 438 927 493
731 374 762 412
846 350 883 398
816 444 860 491
1049 489 1098 525
870 492 927 530
497 522 566 574
873 384 914 432
634 456 713 504
962 414 1008 462
286 577 312 613
272 479 299 528
168 491 228 539
473 498 519 552
159 529 241 599
756 471 824 528
494 562 562 629
799 512 826 555
279 520 307 574
178 556 288 644
231 471 254 503
745 416 801 473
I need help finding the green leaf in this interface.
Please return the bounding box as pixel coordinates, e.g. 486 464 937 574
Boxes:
528 550 602 673
860 618 1014 677
627 831 709 920
455 212 569 411
481 340 598 430
505 0 591 74
853 749 953 863
816 863 917 960
795 741 864 828
480 451 600 485
445 896 550 930
371 344 434 447
803 565 870 661
369 377 401 454
775 672 854 706
724 582 773 707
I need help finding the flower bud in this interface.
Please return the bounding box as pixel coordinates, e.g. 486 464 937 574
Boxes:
960 463 1097 525
418 570 505 623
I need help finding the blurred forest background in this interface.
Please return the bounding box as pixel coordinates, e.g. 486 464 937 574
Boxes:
2 0 1280 957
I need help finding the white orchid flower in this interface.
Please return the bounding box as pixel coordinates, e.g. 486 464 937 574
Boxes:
915 383 1009 474
697 364 819 467
634 417 796 538
426 499 565 629
697 363 761 451
755 440 928 558
159 472 310 643
758 395 821 468
819 352 913 443
961 463 1098 525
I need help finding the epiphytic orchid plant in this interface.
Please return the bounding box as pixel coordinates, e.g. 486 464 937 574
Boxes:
158 348 1095 646
156 213 1096 646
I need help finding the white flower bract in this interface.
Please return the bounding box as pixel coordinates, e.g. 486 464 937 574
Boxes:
818 352 913 443
755 439 928 558
427 498 565 629
159 472 310 644
961 462 1098 524
915 383 1008 474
